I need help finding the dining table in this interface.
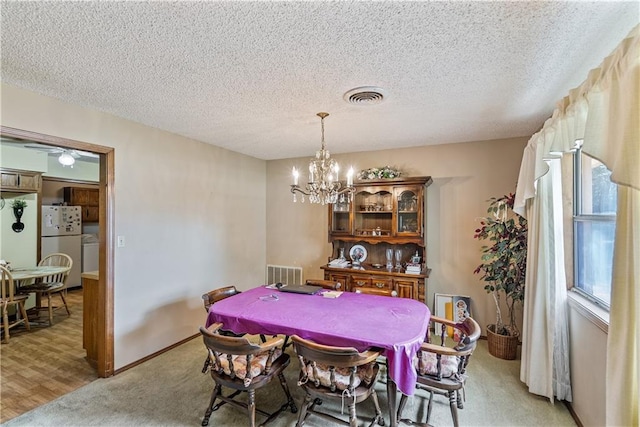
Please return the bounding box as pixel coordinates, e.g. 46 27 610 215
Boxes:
205 285 430 427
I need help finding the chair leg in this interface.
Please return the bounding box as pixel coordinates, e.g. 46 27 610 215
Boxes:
2 307 9 343
370 389 385 426
296 393 312 427
277 372 297 413
426 391 434 424
19 302 30 331
248 389 256 427
448 390 459 427
47 293 54 326
348 400 357 427
202 383 221 426
59 291 71 316
456 389 464 409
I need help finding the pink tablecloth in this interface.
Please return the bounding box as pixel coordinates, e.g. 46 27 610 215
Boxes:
206 286 430 395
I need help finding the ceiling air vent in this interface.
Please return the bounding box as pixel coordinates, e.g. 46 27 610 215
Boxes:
343 86 386 105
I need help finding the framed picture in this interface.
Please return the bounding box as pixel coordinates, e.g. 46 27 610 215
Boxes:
433 293 472 339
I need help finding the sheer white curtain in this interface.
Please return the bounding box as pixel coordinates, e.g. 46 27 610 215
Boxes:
514 24 639 422
519 159 572 402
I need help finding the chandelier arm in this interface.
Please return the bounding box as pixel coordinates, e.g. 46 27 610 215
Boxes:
291 185 311 196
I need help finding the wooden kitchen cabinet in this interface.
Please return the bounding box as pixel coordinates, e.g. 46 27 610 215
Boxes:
323 176 432 303
82 271 99 367
0 168 42 193
64 187 99 222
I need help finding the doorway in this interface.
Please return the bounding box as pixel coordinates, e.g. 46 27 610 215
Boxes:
0 125 115 377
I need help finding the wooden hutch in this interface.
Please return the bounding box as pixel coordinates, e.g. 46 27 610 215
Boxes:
321 176 432 302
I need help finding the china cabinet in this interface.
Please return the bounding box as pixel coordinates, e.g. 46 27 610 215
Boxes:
322 176 432 302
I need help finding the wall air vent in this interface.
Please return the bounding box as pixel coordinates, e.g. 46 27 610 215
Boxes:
343 86 386 105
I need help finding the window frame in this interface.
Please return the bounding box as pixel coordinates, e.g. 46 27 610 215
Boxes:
572 148 616 310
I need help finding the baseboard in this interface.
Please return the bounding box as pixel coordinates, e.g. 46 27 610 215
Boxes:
113 333 200 375
563 401 583 427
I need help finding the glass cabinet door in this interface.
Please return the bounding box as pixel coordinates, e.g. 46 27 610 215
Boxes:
354 187 393 237
395 186 423 236
329 195 352 235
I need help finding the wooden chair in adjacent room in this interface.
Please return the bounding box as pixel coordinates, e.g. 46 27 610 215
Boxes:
304 278 342 290
397 315 481 427
199 323 297 427
0 265 31 343
291 334 385 427
19 253 72 326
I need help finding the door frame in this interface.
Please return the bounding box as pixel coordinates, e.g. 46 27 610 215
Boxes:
1 126 115 377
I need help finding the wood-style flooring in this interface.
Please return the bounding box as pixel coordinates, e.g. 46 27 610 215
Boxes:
0 288 98 423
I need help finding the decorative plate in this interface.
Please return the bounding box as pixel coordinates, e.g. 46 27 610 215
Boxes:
349 245 367 263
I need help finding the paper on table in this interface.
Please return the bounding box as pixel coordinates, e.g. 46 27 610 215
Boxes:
322 291 343 298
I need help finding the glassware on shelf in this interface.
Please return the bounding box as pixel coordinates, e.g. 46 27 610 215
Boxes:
338 248 346 260
386 248 394 270
395 249 402 270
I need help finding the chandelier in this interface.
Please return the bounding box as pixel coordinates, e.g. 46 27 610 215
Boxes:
290 112 355 205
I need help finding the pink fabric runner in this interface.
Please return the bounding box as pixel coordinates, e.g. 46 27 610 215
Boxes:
205 285 430 395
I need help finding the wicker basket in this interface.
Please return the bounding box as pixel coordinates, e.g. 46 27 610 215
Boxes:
486 324 519 360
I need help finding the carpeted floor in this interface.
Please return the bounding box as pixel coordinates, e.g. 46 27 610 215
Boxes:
4 336 576 426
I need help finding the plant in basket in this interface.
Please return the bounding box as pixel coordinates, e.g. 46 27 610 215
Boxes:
473 192 527 359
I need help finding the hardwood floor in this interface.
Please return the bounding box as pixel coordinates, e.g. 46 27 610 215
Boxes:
0 288 98 423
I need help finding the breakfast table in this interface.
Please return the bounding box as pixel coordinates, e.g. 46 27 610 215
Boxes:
10 266 70 288
206 285 430 427
9 266 71 320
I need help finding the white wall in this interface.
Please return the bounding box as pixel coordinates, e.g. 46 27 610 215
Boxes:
266 137 528 332
1 83 267 368
0 192 38 267
568 299 608 426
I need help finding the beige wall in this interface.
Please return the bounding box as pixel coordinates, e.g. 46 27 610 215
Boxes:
1 83 267 368
266 137 528 331
568 301 607 426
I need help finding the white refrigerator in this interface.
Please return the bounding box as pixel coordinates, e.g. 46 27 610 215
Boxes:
41 206 82 288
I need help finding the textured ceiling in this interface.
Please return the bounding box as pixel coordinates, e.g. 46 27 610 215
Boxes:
1 1 638 160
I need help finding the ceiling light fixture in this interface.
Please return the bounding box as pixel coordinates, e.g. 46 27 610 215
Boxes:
290 112 355 205
58 152 75 167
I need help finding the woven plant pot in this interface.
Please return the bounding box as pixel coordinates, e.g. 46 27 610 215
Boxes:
487 324 519 360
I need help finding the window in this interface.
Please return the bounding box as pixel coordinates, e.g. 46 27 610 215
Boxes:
573 148 617 308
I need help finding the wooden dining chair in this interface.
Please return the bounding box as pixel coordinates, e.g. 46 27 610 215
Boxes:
291 334 385 427
201 285 248 373
200 323 297 427
1 266 31 343
354 287 398 379
397 315 481 427
304 279 342 290
355 287 398 297
19 253 72 326
202 285 242 312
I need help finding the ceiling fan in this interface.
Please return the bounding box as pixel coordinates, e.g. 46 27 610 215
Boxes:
5 140 99 166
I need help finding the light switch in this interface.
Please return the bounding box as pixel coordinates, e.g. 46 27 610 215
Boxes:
117 236 125 247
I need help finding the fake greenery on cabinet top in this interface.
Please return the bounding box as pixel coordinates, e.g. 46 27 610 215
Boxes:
357 166 402 180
